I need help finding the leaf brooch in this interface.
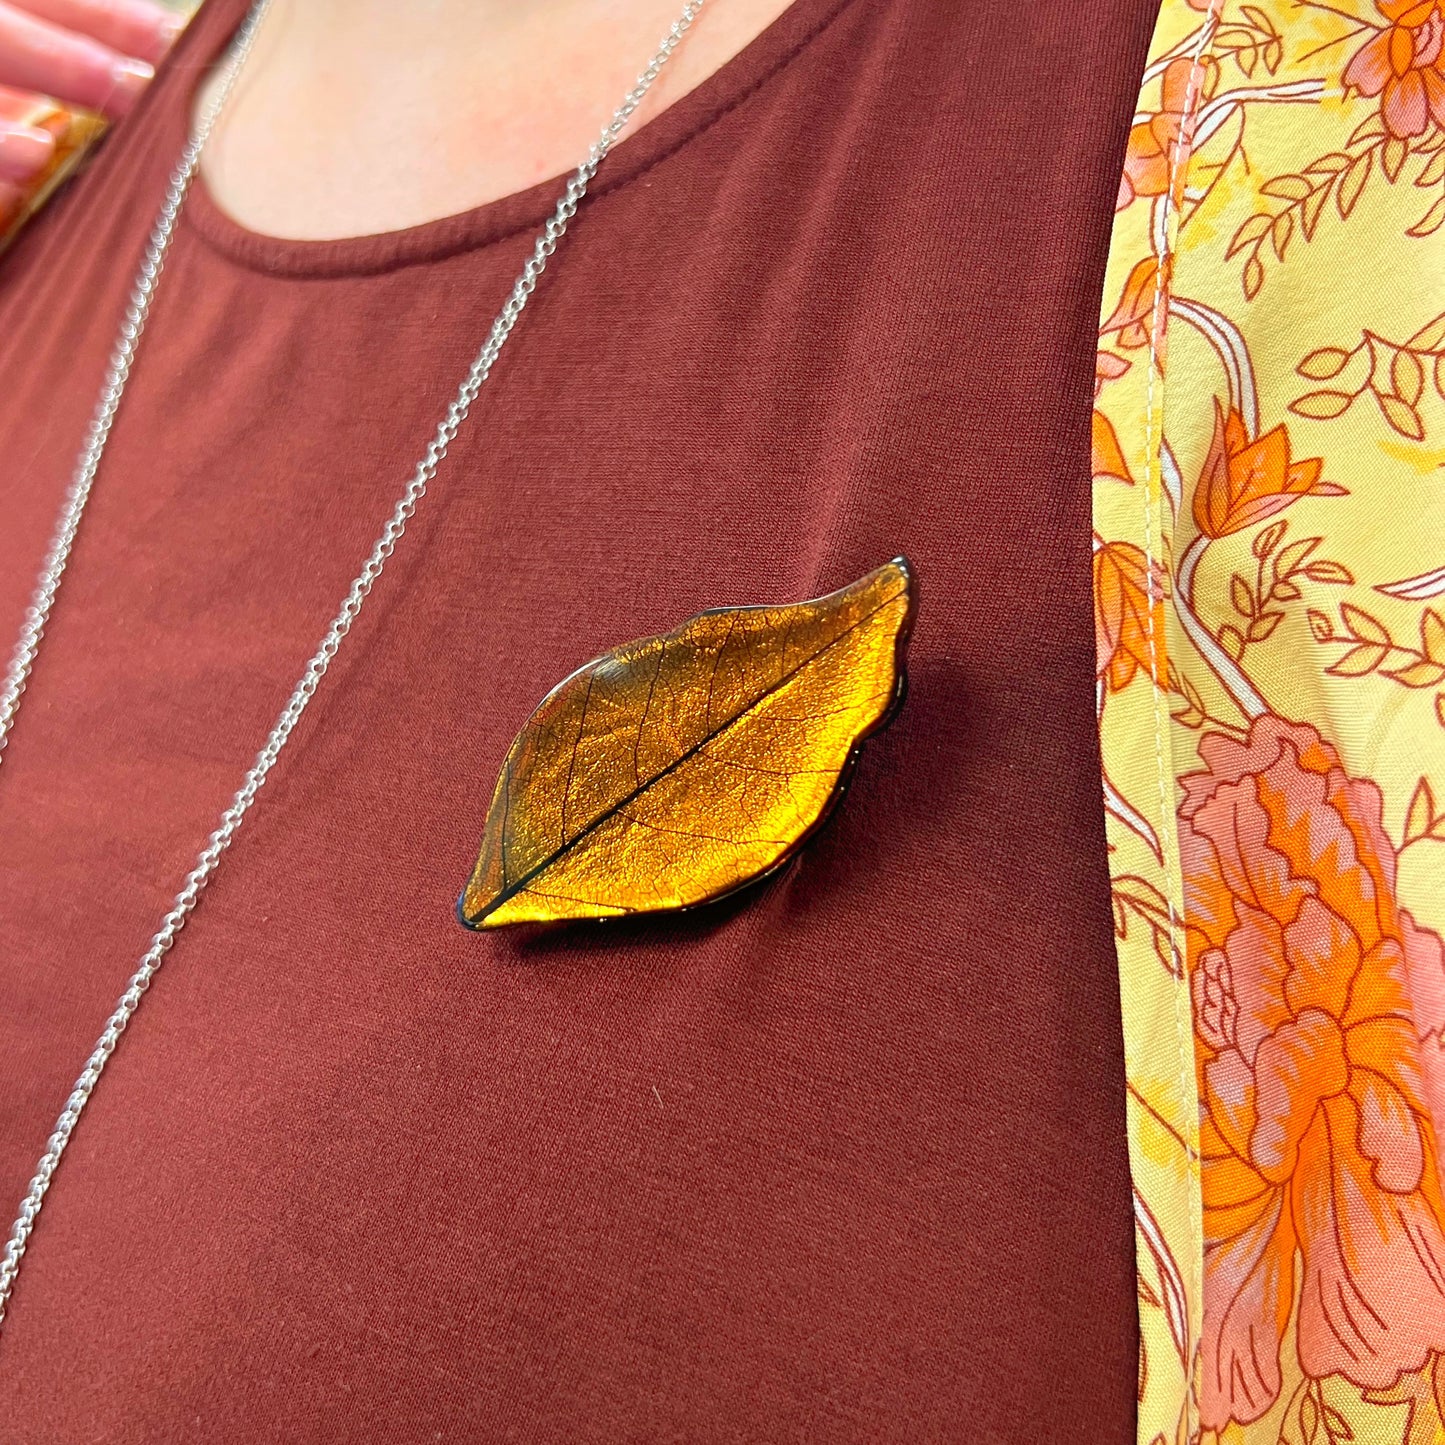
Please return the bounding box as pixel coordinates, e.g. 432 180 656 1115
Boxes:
457 558 915 929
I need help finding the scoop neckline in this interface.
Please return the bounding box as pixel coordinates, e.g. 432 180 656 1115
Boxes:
179 0 852 279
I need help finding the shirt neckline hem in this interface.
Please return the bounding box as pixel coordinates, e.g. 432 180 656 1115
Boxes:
179 0 854 279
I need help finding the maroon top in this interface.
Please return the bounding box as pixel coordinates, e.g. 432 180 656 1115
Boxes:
0 0 1156 1437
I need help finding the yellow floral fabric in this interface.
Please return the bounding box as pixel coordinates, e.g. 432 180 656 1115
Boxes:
1097 2 1445 1441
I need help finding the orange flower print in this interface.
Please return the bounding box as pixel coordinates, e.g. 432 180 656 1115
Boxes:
1182 719 1445 1429
1094 539 1166 693
1118 56 1219 211
1092 409 1134 483
1100 255 1171 352
1343 0 1445 140
1095 347 1130 399
1191 400 1342 539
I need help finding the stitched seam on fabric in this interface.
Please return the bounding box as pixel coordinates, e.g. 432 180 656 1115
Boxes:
1140 4 1220 1431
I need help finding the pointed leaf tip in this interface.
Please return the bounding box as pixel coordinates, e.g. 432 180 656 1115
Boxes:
458 558 915 929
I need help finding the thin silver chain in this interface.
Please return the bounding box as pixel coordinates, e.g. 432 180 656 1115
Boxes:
0 0 705 1336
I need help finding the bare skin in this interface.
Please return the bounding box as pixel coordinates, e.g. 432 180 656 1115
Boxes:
197 0 797 241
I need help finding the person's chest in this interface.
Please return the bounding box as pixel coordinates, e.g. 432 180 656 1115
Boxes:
0 0 1147 1435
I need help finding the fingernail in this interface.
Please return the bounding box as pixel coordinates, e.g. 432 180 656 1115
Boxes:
0 124 56 183
159 14 187 48
108 58 156 116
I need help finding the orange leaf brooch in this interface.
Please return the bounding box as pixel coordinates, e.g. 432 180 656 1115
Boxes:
457 558 915 929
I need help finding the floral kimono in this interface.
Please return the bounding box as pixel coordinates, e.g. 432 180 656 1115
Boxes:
1098 1 1445 1440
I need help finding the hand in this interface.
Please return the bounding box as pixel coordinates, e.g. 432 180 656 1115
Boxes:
0 0 184 187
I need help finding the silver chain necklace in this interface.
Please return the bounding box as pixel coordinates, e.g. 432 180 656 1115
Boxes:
0 0 705 1336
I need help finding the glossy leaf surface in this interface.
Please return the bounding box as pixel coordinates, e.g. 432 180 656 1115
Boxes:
458 558 915 929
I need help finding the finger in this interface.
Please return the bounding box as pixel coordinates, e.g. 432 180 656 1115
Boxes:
0 1 154 118
0 117 53 180
9 0 183 67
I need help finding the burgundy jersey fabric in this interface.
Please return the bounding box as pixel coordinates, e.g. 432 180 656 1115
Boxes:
0 0 1157 1437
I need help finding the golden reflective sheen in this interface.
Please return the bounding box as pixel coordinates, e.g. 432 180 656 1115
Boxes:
458 558 915 929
